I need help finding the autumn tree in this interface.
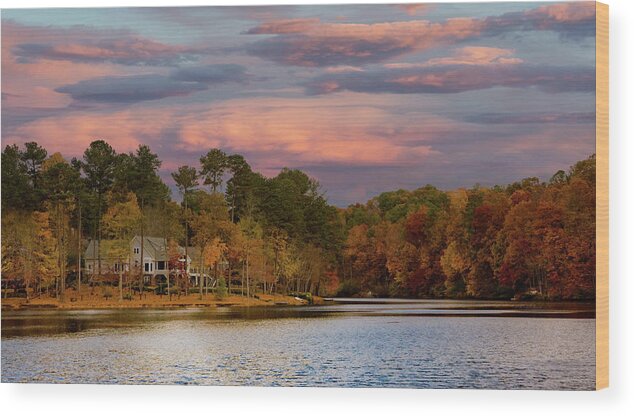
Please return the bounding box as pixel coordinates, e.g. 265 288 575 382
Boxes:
41 153 82 302
239 215 264 299
464 189 509 298
191 193 229 299
102 193 142 301
403 204 446 297
2 212 38 298
166 238 185 297
2 211 57 298
204 238 228 297
440 190 470 297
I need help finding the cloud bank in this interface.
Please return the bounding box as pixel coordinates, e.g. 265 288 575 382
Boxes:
54 64 249 104
245 2 595 67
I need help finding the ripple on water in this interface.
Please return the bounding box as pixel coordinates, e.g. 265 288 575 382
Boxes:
1 305 595 389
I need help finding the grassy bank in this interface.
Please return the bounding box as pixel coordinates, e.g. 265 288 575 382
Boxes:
1 287 316 310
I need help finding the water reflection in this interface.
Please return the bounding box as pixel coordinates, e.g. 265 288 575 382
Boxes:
1 299 596 389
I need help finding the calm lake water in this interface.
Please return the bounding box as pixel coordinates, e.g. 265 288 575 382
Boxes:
1 299 595 389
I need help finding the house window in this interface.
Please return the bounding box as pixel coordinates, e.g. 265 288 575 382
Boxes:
114 263 119 272
134 247 140 254
144 262 151 272
157 261 165 270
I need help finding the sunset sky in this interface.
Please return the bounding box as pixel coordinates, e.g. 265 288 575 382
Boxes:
1 2 596 206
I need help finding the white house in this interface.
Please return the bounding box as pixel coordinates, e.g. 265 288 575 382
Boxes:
84 236 191 284
84 236 228 286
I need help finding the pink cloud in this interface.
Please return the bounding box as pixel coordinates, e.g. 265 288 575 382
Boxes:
246 18 485 67
4 110 151 157
528 2 596 24
305 45 593 96
175 95 439 166
484 1 596 36
424 46 523 66
1 21 143 110
4 94 447 170
245 18 320 34
324 66 365 73
385 46 523 69
5 20 198 66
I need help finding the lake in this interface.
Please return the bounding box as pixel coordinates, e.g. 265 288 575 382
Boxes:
1 299 596 389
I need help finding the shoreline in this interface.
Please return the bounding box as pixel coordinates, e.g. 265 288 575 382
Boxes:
1 291 595 312
1 289 319 311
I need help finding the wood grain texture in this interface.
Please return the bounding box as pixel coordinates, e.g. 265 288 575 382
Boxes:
595 1 609 391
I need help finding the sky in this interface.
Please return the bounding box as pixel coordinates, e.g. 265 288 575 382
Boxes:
1 2 596 207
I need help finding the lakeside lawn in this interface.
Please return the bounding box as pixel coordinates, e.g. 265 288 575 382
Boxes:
1 287 311 310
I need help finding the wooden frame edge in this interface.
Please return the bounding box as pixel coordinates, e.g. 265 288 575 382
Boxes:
595 1 609 391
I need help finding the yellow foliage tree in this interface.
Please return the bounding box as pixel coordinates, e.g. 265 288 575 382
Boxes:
102 192 142 301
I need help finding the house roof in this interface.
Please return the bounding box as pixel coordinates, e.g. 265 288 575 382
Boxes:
85 239 112 260
135 236 169 261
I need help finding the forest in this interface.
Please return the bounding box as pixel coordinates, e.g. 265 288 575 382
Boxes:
1 140 596 301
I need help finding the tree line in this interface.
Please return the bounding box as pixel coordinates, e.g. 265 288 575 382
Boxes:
1 141 341 301
1 140 595 301
341 156 596 300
